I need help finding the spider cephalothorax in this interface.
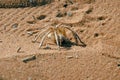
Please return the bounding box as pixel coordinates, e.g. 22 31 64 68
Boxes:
32 24 86 49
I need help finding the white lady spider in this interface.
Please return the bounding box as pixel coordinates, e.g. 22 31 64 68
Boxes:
32 24 86 49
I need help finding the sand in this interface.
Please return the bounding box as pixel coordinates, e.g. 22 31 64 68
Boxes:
0 0 120 80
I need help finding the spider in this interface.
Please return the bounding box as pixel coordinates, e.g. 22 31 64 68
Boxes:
32 24 86 50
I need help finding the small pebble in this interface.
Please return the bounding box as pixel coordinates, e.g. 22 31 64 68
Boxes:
27 21 36 24
43 45 51 50
17 47 21 53
67 11 73 17
12 23 18 28
66 56 73 59
22 55 36 63
75 54 79 59
27 31 33 35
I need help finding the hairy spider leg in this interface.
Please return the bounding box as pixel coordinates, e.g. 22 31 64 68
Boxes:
54 27 60 50
39 30 52 48
62 25 84 45
33 27 50 42
57 27 67 46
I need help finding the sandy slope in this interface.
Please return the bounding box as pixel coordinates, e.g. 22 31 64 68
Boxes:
0 0 120 80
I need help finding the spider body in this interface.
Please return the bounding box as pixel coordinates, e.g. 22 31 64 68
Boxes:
47 26 68 45
33 24 86 49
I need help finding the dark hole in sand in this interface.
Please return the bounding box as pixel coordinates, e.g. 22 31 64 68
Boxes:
56 12 67 17
63 3 68 8
37 15 46 20
86 9 92 14
94 33 99 37
97 16 106 20
80 30 84 33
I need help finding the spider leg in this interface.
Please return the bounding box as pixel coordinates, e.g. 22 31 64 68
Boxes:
56 24 67 46
62 25 86 46
62 25 78 43
56 23 62 28
74 33 86 46
54 29 60 50
32 27 50 42
39 31 52 48
59 35 62 46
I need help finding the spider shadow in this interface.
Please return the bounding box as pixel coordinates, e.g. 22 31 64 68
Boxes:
32 39 86 50
60 39 87 50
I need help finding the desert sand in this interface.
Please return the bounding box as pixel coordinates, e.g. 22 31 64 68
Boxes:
0 0 120 80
